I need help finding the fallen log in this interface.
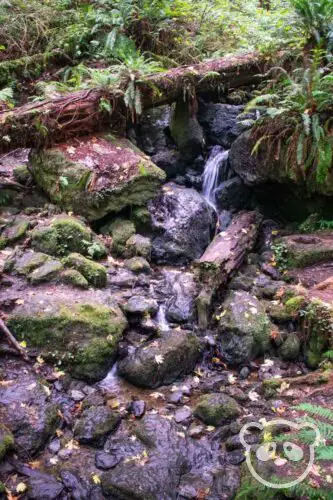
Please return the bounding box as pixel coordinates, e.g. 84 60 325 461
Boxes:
195 211 262 328
0 51 275 151
0 318 30 362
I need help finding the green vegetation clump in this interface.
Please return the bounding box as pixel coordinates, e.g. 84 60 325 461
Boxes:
101 218 135 256
63 253 107 287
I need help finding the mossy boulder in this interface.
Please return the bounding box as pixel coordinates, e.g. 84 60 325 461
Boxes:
124 256 151 274
170 99 205 161
278 234 333 268
28 260 63 284
194 393 241 426
13 164 31 185
0 425 14 461
278 333 300 361
29 135 166 221
5 250 50 275
7 290 127 381
101 218 135 256
31 215 105 258
218 291 272 365
125 234 152 259
118 330 202 388
60 269 89 289
64 253 107 288
74 406 120 447
0 216 29 249
284 295 307 315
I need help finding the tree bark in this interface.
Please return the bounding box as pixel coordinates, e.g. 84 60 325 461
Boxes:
195 211 262 328
0 52 273 151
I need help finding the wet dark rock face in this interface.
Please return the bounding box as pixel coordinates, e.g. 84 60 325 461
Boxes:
148 183 215 265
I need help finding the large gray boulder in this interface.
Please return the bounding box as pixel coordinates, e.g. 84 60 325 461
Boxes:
170 99 205 161
164 269 198 323
218 290 271 364
148 183 215 265
118 330 202 388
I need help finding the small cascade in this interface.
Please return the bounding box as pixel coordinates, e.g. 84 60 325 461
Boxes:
202 146 230 210
156 304 170 332
99 362 120 391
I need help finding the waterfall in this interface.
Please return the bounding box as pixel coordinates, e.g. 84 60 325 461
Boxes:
156 304 169 332
99 362 119 391
202 146 230 210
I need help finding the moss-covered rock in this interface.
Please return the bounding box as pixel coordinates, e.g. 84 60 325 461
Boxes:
124 256 151 274
170 99 205 161
278 234 333 268
125 234 152 259
0 216 29 249
284 295 306 315
29 135 166 221
5 250 50 275
101 218 135 256
28 260 63 284
64 253 107 287
218 291 272 365
31 215 104 258
278 333 300 361
0 425 14 461
74 406 120 447
194 393 241 426
131 206 152 232
60 269 89 289
7 292 127 381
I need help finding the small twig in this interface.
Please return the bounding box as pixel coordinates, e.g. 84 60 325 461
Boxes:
0 318 30 363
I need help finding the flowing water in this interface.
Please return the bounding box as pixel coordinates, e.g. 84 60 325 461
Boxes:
156 304 170 332
202 146 230 210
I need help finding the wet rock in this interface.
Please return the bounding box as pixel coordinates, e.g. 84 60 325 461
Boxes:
170 99 205 161
279 333 300 361
218 291 271 365
135 105 171 155
198 103 247 148
194 393 241 426
123 296 158 317
174 407 192 423
188 425 205 438
148 183 215 265
152 149 187 178
239 366 250 379
74 406 120 447
0 216 29 249
8 289 127 381
28 259 63 284
31 215 106 258
30 135 166 221
58 448 73 460
64 253 107 287
280 233 333 268
48 438 61 454
124 256 151 274
101 218 135 256
95 451 121 470
213 464 241 498
118 330 202 388
261 262 281 279
164 270 198 323
70 390 85 402
178 470 214 499
128 400 146 419
0 375 59 458
168 391 183 405
60 470 91 500
215 176 251 211
225 449 245 465
27 471 64 499
125 234 152 259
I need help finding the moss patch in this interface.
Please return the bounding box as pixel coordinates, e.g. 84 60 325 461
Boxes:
0 217 29 249
64 253 107 287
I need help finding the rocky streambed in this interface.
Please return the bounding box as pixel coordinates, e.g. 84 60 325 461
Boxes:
0 99 332 499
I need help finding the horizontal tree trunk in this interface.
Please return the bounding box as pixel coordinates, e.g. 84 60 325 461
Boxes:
195 211 262 328
0 52 273 151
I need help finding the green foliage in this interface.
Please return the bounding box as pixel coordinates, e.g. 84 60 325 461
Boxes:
294 402 333 421
0 86 14 107
290 0 333 49
272 241 289 271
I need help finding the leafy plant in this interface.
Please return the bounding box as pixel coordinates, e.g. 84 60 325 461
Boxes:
290 0 333 50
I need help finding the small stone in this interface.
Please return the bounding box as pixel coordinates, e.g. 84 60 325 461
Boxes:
188 425 205 438
239 367 250 380
95 451 120 470
70 390 85 402
129 400 146 419
48 439 61 454
174 407 192 423
58 448 73 460
74 406 120 447
168 391 183 405
28 260 63 284
123 296 158 316
124 257 151 274
194 393 241 426
225 449 245 465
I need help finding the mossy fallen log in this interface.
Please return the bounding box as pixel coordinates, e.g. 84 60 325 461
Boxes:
0 52 275 151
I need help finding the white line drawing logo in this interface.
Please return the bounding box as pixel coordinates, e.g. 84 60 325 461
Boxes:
239 418 321 489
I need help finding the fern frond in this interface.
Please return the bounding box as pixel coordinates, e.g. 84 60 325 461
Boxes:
293 403 333 422
316 446 333 460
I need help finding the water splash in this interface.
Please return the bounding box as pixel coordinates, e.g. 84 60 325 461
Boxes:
99 362 119 391
202 146 230 210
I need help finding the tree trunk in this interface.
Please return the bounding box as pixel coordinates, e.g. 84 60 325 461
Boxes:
0 52 274 151
195 211 262 328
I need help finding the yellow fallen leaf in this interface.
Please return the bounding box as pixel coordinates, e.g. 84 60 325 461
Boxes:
92 474 101 485
36 355 45 365
19 340 27 348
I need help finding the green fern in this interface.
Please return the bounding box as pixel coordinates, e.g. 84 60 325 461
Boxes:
293 403 333 421
316 445 333 460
